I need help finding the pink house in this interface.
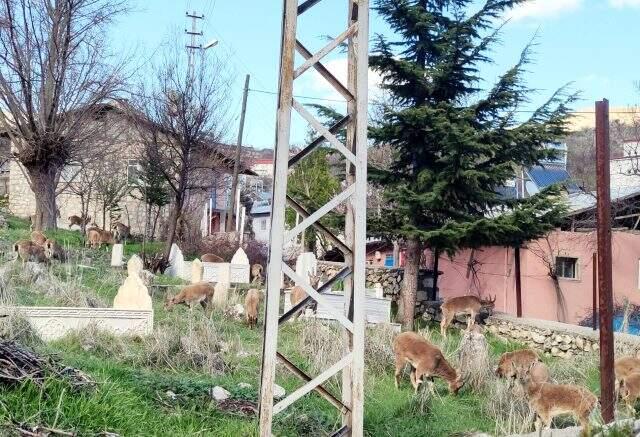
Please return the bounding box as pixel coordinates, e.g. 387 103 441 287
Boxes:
436 230 640 325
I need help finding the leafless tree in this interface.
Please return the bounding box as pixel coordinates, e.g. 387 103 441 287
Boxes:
0 0 129 230
93 160 129 230
130 43 232 260
62 162 98 233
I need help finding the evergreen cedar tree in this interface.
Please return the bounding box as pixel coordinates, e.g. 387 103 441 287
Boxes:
367 0 577 330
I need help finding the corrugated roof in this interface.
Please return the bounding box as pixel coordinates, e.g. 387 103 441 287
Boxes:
250 199 271 215
567 185 640 214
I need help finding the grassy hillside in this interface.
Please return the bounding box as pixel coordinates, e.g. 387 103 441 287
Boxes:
0 215 621 436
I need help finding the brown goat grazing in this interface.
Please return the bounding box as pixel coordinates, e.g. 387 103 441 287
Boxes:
30 231 47 247
87 228 115 249
245 288 261 328
517 364 597 432
68 215 91 228
13 240 48 265
112 222 131 242
44 239 68 263
615 356 640 387
289 272 322 320
393 331 464 395
619 371 640 413
164 282 216 313
440 295 496 337
495 349 540 381
201 253 224 263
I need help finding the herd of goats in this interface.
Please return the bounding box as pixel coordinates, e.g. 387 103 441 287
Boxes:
10 216 640 433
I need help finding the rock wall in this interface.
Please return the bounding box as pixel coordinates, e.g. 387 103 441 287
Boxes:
317 260 405 296
424 309 640 358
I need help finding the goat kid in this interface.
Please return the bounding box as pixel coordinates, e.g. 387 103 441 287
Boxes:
245 288 261 329
164 282 216 313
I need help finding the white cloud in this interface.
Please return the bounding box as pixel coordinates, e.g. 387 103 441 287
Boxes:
507 0 582 21
609 0 640 7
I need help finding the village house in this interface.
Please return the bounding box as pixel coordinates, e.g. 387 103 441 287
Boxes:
6 101 255 237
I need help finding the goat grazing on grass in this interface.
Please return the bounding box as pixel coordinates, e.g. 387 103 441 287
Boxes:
496 349 544 384
164 282 216 313
87 228 115 249
440 294 495 337
112 222 131 243
289 272 322 320
516 362 597 433
619 371 640 414
393 331 464 395
13 240 47 265
251 264 264 284
245 288 261 329
615 356 640 387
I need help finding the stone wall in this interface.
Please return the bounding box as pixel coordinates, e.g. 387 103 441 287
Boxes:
425 308 640 357
316 261 436 312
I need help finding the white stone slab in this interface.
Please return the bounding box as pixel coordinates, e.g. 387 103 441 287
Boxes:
312 293 391 324
0 307 153 341
165 243 184 277
203 262 230 283
180 261 193 282
111 244 124 267
113 274 152 311
127 254 143 277
191 259 203 283
229 264 250 284
295 252 317 283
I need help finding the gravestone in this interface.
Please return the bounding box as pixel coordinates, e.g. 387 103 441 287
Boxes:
111 244 124 267
203 262 230 283
165 243 184 277
191 258 203 283
230 248 250 283
212 281 229 307
374 283 384 299
295 252 317 284
180 261 193 282
113 255 152 311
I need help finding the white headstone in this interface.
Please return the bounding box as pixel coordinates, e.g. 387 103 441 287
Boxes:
374 282 384 299
127 254 144 277
295 252 317 284
113 273 152 311
165 243 184 277
231 248 250 265
212 282 229 307
111 244 124 267
203 262 230 284
191 258 203 283
180 261 193 282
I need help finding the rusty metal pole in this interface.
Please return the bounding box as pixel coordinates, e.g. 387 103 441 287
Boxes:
514 246 522 317
592 252 597 331
595 98 614 424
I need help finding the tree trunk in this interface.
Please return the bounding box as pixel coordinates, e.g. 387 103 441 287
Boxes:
398 238 422 331
27 166 58 230
152 206 161 240
163 197 183 261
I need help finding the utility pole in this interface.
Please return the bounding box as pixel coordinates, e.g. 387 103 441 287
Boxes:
185 11 204 75
227 74 250 234
595 98 614 424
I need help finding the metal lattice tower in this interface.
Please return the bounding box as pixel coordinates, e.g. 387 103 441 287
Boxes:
258 0 369 436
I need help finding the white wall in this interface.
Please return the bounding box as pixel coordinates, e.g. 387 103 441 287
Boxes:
252 215 270 243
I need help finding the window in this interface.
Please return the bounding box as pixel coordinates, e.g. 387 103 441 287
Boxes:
260 219 267 231
384 254 394 267
556 257 578 280
127 160 142 185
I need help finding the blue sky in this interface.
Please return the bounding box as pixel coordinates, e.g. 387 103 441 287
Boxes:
111 0 640 149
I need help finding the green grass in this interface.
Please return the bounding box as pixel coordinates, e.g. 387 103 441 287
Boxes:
0 214 618 436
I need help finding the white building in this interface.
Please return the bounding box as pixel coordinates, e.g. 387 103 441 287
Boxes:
250 192 271 243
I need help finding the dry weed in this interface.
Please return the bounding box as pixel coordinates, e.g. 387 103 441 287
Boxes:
457 329 492 392
484 380 533 435
0 309 41 347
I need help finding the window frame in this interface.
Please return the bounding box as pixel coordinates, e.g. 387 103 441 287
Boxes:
555 256 580 281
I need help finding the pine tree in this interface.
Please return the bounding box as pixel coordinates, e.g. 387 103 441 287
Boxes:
369 0 576 330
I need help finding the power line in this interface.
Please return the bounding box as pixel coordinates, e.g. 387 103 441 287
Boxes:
248 88 640 114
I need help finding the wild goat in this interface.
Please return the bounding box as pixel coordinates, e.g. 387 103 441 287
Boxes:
87 228 115 249
245 288 261 329
164 282 216 313
44 239 68 263
495 349 541 382
30 231 47 247
13 240 47 265
68 215 91 228
201 253 224 263
440 294 496 337
251 264 264 284
619 371 640 413
517 363 597 432
290 272 322 319
393 331 464 394
112 222 131 243
615 356 640 387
